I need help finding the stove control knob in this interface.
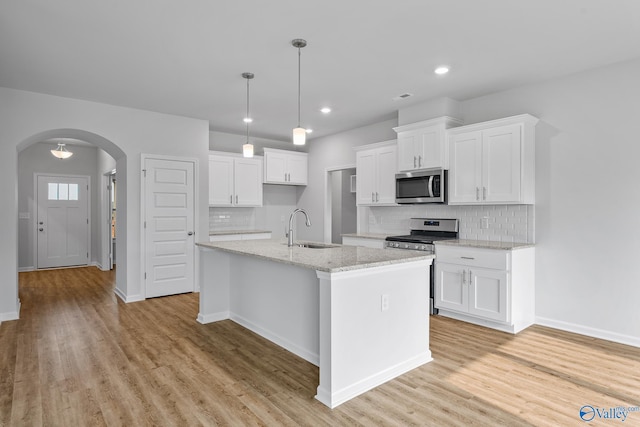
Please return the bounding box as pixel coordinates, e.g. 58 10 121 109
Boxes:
394 242 399 248
403 244 409 249
420 245 426 251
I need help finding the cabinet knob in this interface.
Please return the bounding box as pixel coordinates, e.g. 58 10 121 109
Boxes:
187 231 194 236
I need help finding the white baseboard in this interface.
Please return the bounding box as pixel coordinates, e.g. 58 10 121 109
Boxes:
113 288 144 303
18 266 35 272
230 313 319 366
536 316 640 348
197 311 230 324
315 352 433 409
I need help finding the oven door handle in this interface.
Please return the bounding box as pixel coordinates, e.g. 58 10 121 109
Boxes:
427 175 434 198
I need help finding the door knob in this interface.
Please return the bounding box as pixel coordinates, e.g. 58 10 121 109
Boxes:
39 222 44 225
187 231 194 236
39 228 44 232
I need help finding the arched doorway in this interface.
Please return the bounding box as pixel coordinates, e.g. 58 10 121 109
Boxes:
16 129 127 299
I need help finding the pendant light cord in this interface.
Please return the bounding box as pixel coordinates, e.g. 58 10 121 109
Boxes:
246 77 250 143
297 47 301 127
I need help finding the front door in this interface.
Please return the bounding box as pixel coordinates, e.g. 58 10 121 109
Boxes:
37 175 90 269
144 157 195 298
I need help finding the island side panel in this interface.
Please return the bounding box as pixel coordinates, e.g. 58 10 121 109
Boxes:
315 259 433 408
228 253 321 365
197 247 231 323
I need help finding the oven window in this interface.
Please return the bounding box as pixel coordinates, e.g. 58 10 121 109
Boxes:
397 176 430 198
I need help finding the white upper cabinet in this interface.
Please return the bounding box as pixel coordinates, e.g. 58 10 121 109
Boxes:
263 148 308 185
448 114 538 205
209 152 263 207
393 116 463 171
355 141 397 206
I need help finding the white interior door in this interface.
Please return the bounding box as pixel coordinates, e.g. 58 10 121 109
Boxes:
37 175 89 269
144 158 195 298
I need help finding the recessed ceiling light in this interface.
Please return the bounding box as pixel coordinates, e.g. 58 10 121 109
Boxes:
434 66 450 75
320 107 332 114
305 129 313 134
243 117 253 123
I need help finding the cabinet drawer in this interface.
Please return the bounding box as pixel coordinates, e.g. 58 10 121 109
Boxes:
435 245 508 270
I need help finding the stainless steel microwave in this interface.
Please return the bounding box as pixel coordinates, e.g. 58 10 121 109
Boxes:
395 168 447 204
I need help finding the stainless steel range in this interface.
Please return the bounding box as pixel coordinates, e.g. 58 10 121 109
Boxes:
385 218 459 252
385 218 459 314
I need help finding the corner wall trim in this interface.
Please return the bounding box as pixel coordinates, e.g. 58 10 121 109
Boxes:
113 288 144 303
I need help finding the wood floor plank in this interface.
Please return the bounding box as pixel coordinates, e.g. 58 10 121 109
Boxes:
1 266 639 426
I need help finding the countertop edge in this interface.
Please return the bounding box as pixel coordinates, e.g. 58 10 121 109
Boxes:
196 241 433 273
434 239 535 250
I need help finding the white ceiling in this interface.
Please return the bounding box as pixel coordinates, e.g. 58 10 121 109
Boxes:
2 1 639 142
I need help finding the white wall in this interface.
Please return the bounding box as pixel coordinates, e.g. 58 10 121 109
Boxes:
458 58 640 345
0 88 209 319
297 118 398 242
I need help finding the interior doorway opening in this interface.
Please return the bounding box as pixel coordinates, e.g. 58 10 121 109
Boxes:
16 129 126 307
324 166 357 244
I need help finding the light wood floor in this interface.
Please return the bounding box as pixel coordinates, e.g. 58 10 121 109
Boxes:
2 267 639 426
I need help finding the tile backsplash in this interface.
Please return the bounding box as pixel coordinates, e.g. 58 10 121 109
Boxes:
209 208 256 231
365 204 534 243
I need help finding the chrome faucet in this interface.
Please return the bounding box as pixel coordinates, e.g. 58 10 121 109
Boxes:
287 208 311 247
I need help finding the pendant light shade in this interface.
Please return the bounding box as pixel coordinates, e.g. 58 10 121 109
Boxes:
242 72 255 158
291 38 307 146
293 127 306 145
51 142 73 159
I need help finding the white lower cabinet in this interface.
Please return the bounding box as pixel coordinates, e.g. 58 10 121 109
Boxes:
434 244 535 333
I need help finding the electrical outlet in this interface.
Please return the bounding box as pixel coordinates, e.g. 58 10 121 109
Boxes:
481 217 489 229
381 294 389 311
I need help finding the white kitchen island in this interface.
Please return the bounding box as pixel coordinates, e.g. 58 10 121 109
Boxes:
196 239 433 408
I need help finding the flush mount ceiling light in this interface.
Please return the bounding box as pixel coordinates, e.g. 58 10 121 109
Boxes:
242 72 255 158
51 141 73 159
292 38 307 145
320 107 331 114
434 66 450 75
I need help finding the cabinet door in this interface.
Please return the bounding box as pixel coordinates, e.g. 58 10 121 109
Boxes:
234 158 263 206
356 150 377 206
397 131 419 172
264 151 288 184
287 154 308 185
209 156 234 206
483 124 522 203
375 145 397 204
434 262 468 313
468 268 509 323
449 131 482 204
417 126 444 170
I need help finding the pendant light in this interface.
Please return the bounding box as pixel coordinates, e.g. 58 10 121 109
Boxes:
291 38 307 145
242 72 255 157
51 141 73 159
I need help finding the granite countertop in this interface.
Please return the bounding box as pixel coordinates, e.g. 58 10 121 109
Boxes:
434 239 535 250
341 233 390 240
196 239 433 273
209 229 272 236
